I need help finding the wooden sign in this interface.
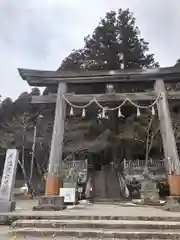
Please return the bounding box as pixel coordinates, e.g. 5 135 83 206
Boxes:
0 149 19 201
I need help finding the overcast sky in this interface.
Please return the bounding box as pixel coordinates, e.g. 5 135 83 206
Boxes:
0 0 180 100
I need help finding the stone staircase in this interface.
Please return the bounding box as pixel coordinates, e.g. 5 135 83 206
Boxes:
92 168 121 201
9 214 180 239
105 168 121 199
92 171 106 199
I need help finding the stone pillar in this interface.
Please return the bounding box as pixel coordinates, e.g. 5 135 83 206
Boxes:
33 82 67 211
0 149 19 212
155 79 180 196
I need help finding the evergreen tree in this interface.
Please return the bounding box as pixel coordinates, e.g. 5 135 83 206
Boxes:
60 9 159 71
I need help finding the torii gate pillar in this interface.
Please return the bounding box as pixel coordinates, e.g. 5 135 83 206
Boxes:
45 82 67 195
155 79 180 196
33 82 67 211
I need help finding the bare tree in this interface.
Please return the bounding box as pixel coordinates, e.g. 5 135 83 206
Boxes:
0 112 38 196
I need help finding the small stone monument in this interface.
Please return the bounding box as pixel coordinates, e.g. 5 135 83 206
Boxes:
140 168 159 204
0 149 19 212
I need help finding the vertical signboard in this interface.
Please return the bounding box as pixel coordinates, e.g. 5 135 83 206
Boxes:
0 149 19 201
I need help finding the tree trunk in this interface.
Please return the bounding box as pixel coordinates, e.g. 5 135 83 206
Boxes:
29 125 37 184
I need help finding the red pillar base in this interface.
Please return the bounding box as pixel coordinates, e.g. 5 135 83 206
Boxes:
32 173 65 211
45 173 60 195
168 175 180 196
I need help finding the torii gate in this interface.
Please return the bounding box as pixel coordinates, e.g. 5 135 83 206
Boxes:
18 66 180 208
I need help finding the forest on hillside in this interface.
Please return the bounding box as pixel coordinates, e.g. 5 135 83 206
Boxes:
0 8 180 192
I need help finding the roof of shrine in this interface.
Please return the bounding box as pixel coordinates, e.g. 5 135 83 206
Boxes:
18 66 180 86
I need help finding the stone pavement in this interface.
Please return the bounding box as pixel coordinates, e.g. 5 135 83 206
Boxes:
2 199 180 218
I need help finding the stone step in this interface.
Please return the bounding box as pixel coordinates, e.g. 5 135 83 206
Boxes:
9 227 180 239
12 219 180 230
6 213 180 222
93 198 123 203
